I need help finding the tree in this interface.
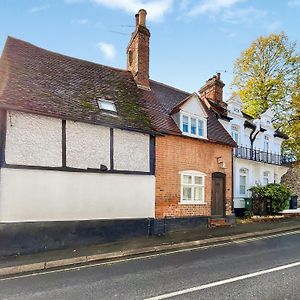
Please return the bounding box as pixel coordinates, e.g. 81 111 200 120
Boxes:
282 80 300 158
232 33 300 158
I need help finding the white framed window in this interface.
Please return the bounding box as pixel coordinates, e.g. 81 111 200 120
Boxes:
180 171 206 204
182 115 189 133
180 114 207 139
239 168 248 196
263 171 270 185
264 135 270 152
198 119 204 136
231 124 240 144
98 99 117 113
274 173 279 183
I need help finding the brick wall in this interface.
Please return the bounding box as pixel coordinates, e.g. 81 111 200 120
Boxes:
127 26 150 89
155 134 233 218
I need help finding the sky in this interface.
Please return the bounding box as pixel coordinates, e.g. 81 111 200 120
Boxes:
1 0 300 98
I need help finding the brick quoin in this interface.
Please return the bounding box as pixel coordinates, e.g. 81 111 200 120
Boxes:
155 134 232 219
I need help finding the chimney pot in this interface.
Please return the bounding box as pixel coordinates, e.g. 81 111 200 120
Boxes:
216 72 221 80
135 13 139 27
138 9 147 26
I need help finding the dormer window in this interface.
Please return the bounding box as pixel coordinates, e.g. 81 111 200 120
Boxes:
231 124 240 144
180 113 207 139
98 99 117 113
264 135 270 152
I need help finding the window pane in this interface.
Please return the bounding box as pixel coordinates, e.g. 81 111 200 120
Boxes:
263 178 269 185
232 132 239 143
191 118 196 134
194 176 203 185
182 175 192 184
240 176 246 185
183 187 192 200
182 116 189 133
240 185 246 195
240 175 246 195
194 186 203 201
198 120 204 136
98 100 117 112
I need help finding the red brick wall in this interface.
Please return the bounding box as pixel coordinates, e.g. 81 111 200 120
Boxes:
155 134 233 218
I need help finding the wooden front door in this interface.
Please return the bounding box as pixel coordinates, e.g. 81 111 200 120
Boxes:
211 173 226 217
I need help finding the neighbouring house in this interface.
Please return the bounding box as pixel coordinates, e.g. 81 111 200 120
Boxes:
0 9 235 256
206 91 289 215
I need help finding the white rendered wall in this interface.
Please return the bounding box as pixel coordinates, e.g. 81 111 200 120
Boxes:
66 121 110 169
0 168 155 222
181 95 207 117
5 111 62 167
114 129 149 172
233 158 289 208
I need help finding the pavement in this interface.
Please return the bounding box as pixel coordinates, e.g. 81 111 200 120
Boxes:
1 222 300 299
1 217 300 278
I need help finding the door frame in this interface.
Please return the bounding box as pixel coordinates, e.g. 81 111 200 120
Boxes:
211 172 226 217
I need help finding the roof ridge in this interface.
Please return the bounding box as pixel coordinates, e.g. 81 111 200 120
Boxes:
150 79 191 95
5 36 129 74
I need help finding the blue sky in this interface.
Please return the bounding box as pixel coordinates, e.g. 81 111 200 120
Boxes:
1 0 300 98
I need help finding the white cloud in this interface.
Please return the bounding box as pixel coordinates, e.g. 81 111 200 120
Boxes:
222 7 267 24
288 0 300 7
187 0 267 26
90 0 173 22
266 20 282 33
97 42 115 60
29 4 50 13
188 0 244 16
72 18 89 25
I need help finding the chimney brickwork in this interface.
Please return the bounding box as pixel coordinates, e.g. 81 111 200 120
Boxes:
199 73 225 103
127 9 150 90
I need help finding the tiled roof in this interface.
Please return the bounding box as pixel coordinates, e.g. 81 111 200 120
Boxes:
142 80 236 146
0 36 236 146
0 37 154 133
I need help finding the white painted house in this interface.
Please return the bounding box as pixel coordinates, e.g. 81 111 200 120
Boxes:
218 94 289 214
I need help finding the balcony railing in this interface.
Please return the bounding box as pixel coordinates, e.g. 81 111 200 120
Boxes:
233 146 293 165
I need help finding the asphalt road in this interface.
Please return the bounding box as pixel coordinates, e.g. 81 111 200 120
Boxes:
1 230 300 300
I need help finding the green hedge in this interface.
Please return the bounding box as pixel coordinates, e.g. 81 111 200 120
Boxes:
249 183 291 214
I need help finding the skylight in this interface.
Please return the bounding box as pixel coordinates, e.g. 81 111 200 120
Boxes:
98 99 117 113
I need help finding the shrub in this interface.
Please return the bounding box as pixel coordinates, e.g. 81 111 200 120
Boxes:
264 183 291 212
249 183 291 214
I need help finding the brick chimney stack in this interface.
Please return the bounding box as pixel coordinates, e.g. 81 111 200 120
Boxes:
199 73 225 103
127 9 150 90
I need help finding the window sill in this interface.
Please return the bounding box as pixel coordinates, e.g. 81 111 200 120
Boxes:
179 201 207 205
182 132 207 140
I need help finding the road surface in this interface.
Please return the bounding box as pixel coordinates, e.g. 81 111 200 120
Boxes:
1 230 300 299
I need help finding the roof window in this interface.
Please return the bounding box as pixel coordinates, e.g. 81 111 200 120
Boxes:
98 99 117 113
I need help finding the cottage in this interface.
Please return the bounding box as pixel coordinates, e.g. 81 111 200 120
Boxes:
0 9 235 256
